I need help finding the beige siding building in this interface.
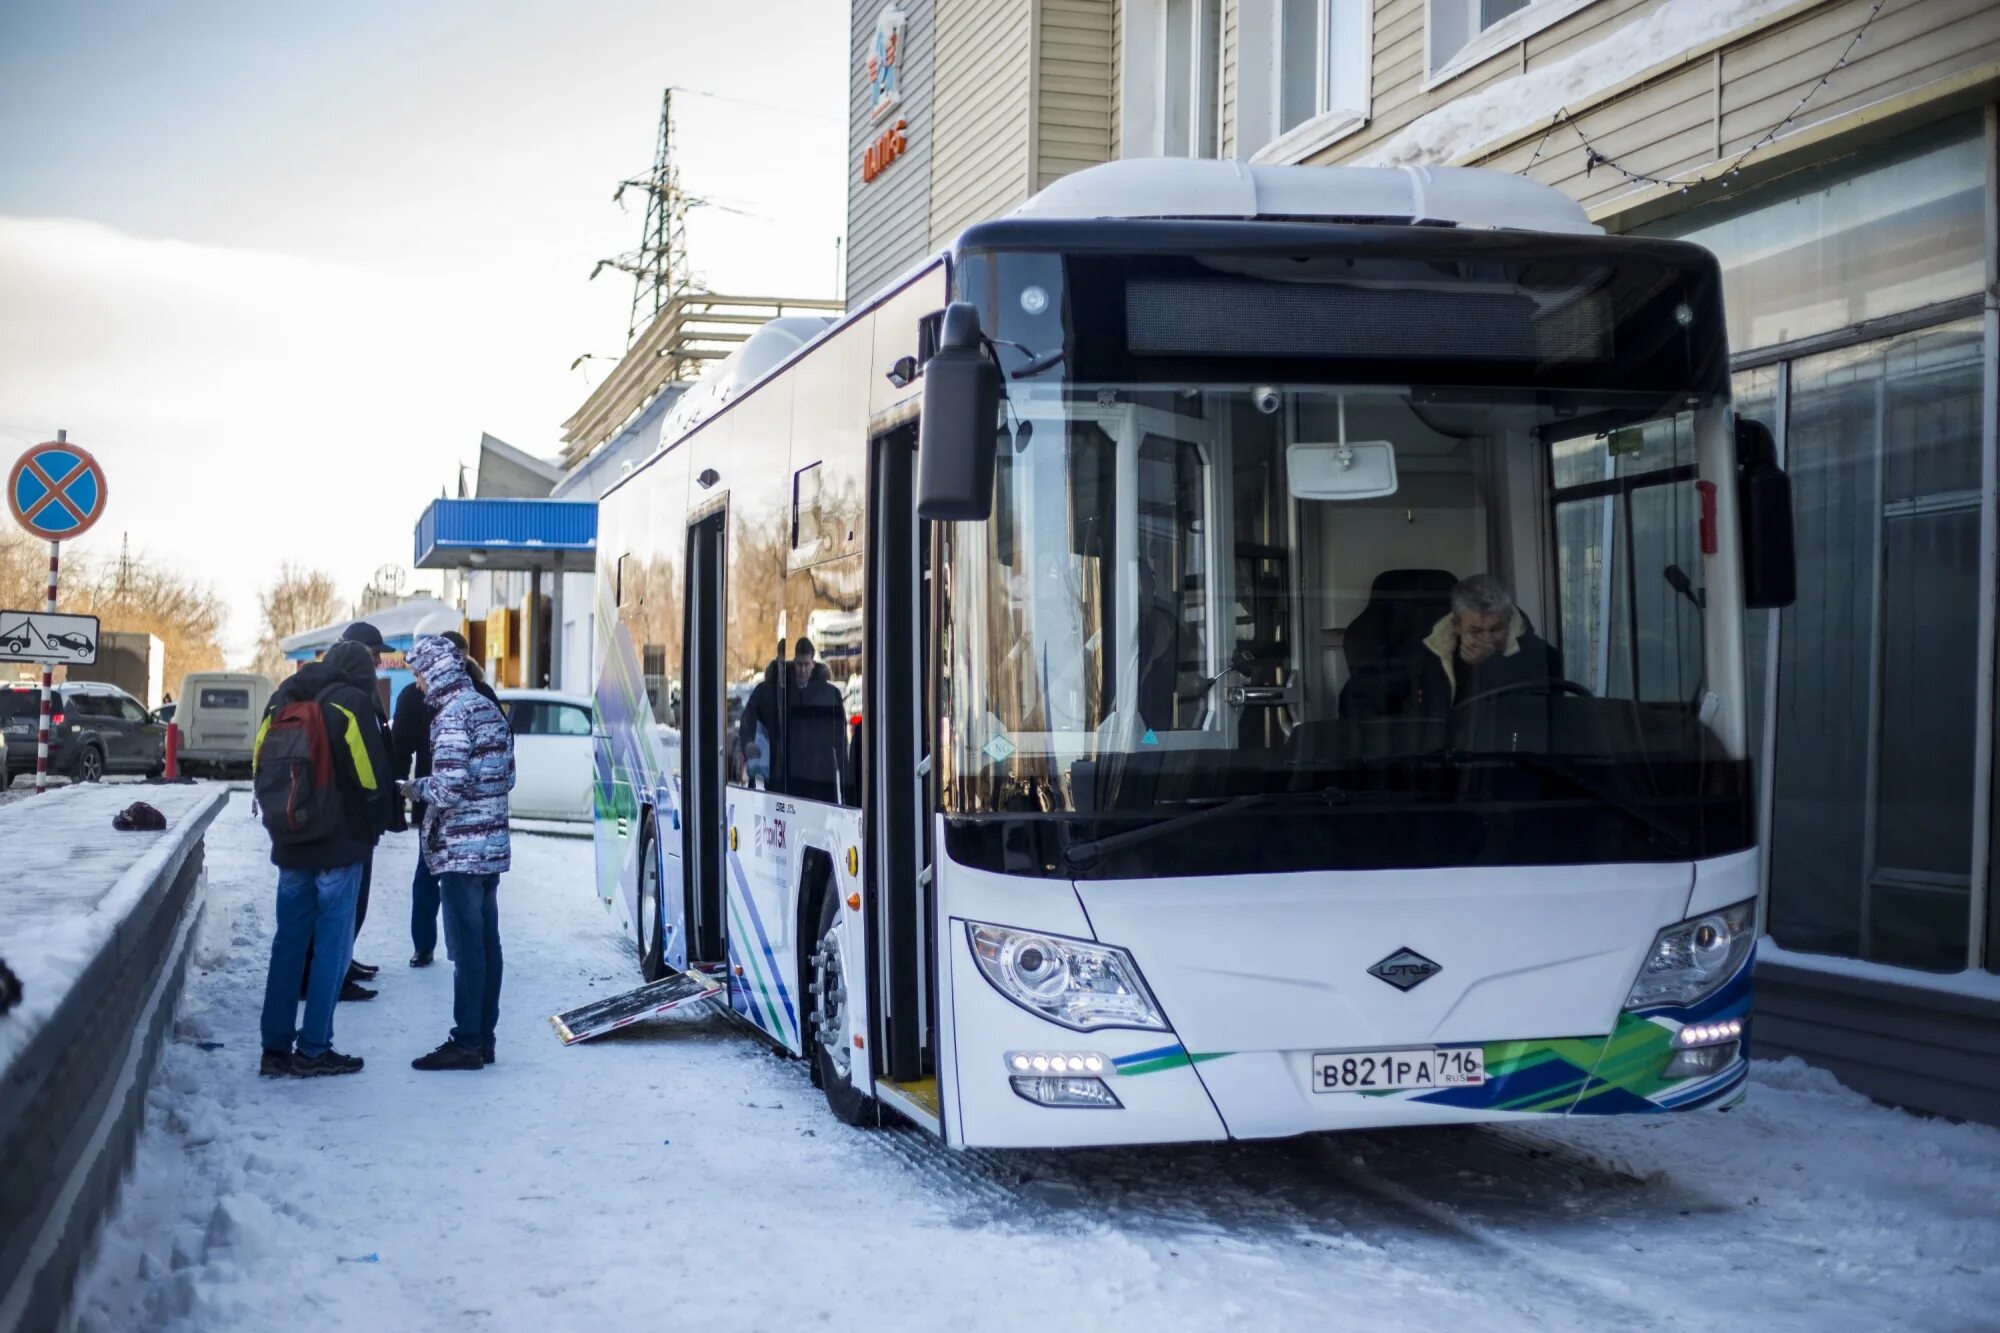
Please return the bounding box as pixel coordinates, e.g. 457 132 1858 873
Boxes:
845 0 1119 304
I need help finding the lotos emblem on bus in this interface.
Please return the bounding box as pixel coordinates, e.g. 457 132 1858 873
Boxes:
1368 947 1442 992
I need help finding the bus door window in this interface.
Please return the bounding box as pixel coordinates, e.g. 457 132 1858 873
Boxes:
1134 433 1211 733
1550 414 1703 706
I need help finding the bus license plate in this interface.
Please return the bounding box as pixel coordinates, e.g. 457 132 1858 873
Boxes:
1312 1047 1485 1093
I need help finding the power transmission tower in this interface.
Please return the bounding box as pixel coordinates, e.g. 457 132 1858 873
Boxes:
592 88 692 348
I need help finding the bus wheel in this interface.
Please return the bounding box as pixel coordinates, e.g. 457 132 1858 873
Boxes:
637 817 667 982
808 888 871 1126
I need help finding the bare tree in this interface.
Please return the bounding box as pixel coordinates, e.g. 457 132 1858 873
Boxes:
0 527 50 612
2 528 228 691
252 564 344 679
80 557 228 693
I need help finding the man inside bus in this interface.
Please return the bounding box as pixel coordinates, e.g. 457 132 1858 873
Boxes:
1407 574 1563 719
782 637 848 804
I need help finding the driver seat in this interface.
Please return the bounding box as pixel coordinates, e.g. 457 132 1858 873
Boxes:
1337 569 1457 720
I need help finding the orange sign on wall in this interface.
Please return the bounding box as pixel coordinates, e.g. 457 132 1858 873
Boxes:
863 118 909 183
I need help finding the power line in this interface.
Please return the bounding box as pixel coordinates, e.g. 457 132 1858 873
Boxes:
670 84 842 126
1561 0 1891 195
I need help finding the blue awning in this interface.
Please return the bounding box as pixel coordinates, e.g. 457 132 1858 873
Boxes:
413 498 596 572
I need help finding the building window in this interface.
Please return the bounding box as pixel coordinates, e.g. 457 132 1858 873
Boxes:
1428 0 1530 75
1279 0 1371 135
1162 0 1220 156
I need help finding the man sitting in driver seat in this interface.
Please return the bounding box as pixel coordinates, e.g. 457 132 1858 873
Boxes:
1409 575 1562 719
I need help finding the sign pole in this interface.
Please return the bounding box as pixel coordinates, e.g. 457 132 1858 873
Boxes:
34 430 64 796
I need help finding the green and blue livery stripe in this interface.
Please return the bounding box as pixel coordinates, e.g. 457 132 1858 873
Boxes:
723 803 798 1043
1113 1042 1230 1077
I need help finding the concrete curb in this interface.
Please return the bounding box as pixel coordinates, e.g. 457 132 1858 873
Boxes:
0 789 225 1333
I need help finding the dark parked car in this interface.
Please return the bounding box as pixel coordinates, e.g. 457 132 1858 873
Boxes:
0 681 166 783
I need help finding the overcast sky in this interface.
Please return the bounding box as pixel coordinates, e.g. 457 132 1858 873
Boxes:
0 0 849 663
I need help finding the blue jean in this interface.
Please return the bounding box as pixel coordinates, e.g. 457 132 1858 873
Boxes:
261 863 363 1058
410 855 441 956
439 871 502 1051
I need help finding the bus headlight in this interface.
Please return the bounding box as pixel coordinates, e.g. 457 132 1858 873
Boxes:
1624 900 1756 1010
967 923 1168 1032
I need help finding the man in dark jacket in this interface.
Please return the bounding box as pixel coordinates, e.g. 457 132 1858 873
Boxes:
298 625 392 1000
784 640 848 804
1407 575 1564 721
329 620 392 992
391 631 497 965
255 639 394 1077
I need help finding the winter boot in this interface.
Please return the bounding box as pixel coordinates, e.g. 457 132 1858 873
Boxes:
479 1046 495 1065
348 960 379 980
409 951 434 967
292 1050 364 1077
339 980 377 1002
259 1049 294 1077
412 1040 486 1071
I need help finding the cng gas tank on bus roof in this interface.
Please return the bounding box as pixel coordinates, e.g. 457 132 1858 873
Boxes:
1008 160 1602 236
1074 860 1692 1065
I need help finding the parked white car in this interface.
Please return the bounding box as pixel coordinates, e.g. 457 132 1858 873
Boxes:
496 689 593 822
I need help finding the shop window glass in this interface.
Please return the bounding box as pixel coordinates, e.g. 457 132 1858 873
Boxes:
1766 320 1984 971
1639 119 1983 353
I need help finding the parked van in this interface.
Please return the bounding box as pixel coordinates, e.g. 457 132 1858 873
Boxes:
174 672 275 777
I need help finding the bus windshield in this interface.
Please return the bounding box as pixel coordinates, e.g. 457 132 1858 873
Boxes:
937 380 1752 877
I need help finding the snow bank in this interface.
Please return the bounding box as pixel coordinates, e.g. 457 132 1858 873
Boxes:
0 783 228 1071
1355 0 1802 171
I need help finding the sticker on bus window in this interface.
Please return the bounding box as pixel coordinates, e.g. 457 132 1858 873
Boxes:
1607 427 1645 457
981 734 1016 764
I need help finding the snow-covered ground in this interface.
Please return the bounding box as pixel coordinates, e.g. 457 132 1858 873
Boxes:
68 792 2000 1332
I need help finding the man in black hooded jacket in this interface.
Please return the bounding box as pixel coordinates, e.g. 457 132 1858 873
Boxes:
297 640 396 1002
255 640 394 1076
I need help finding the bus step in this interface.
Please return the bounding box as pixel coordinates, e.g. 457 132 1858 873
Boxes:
877 1076 940 1117
549 968 725 1045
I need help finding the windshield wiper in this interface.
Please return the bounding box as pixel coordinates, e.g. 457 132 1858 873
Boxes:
1061 789 1345 870
1498 752 1688 852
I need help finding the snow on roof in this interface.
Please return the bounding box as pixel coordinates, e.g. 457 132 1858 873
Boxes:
1013 160 1597 235
280 595 458 655
1351 0 1800 174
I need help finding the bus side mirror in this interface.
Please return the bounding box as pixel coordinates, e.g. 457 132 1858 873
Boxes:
916 302 1001 522
1736 418 1796 610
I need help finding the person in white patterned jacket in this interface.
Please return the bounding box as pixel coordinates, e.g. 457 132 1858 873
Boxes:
401 634 516 1071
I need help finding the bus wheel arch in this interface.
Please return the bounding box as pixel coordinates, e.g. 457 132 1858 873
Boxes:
801 850 871 1125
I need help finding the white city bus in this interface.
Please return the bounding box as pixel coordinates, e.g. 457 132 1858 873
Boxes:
590 161 1795 1148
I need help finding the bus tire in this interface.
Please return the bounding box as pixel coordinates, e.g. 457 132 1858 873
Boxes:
807 885 871 1127
637 814 667 982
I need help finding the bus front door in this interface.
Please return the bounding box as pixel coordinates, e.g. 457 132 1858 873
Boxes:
867 426 936 1104
683 512 728 966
